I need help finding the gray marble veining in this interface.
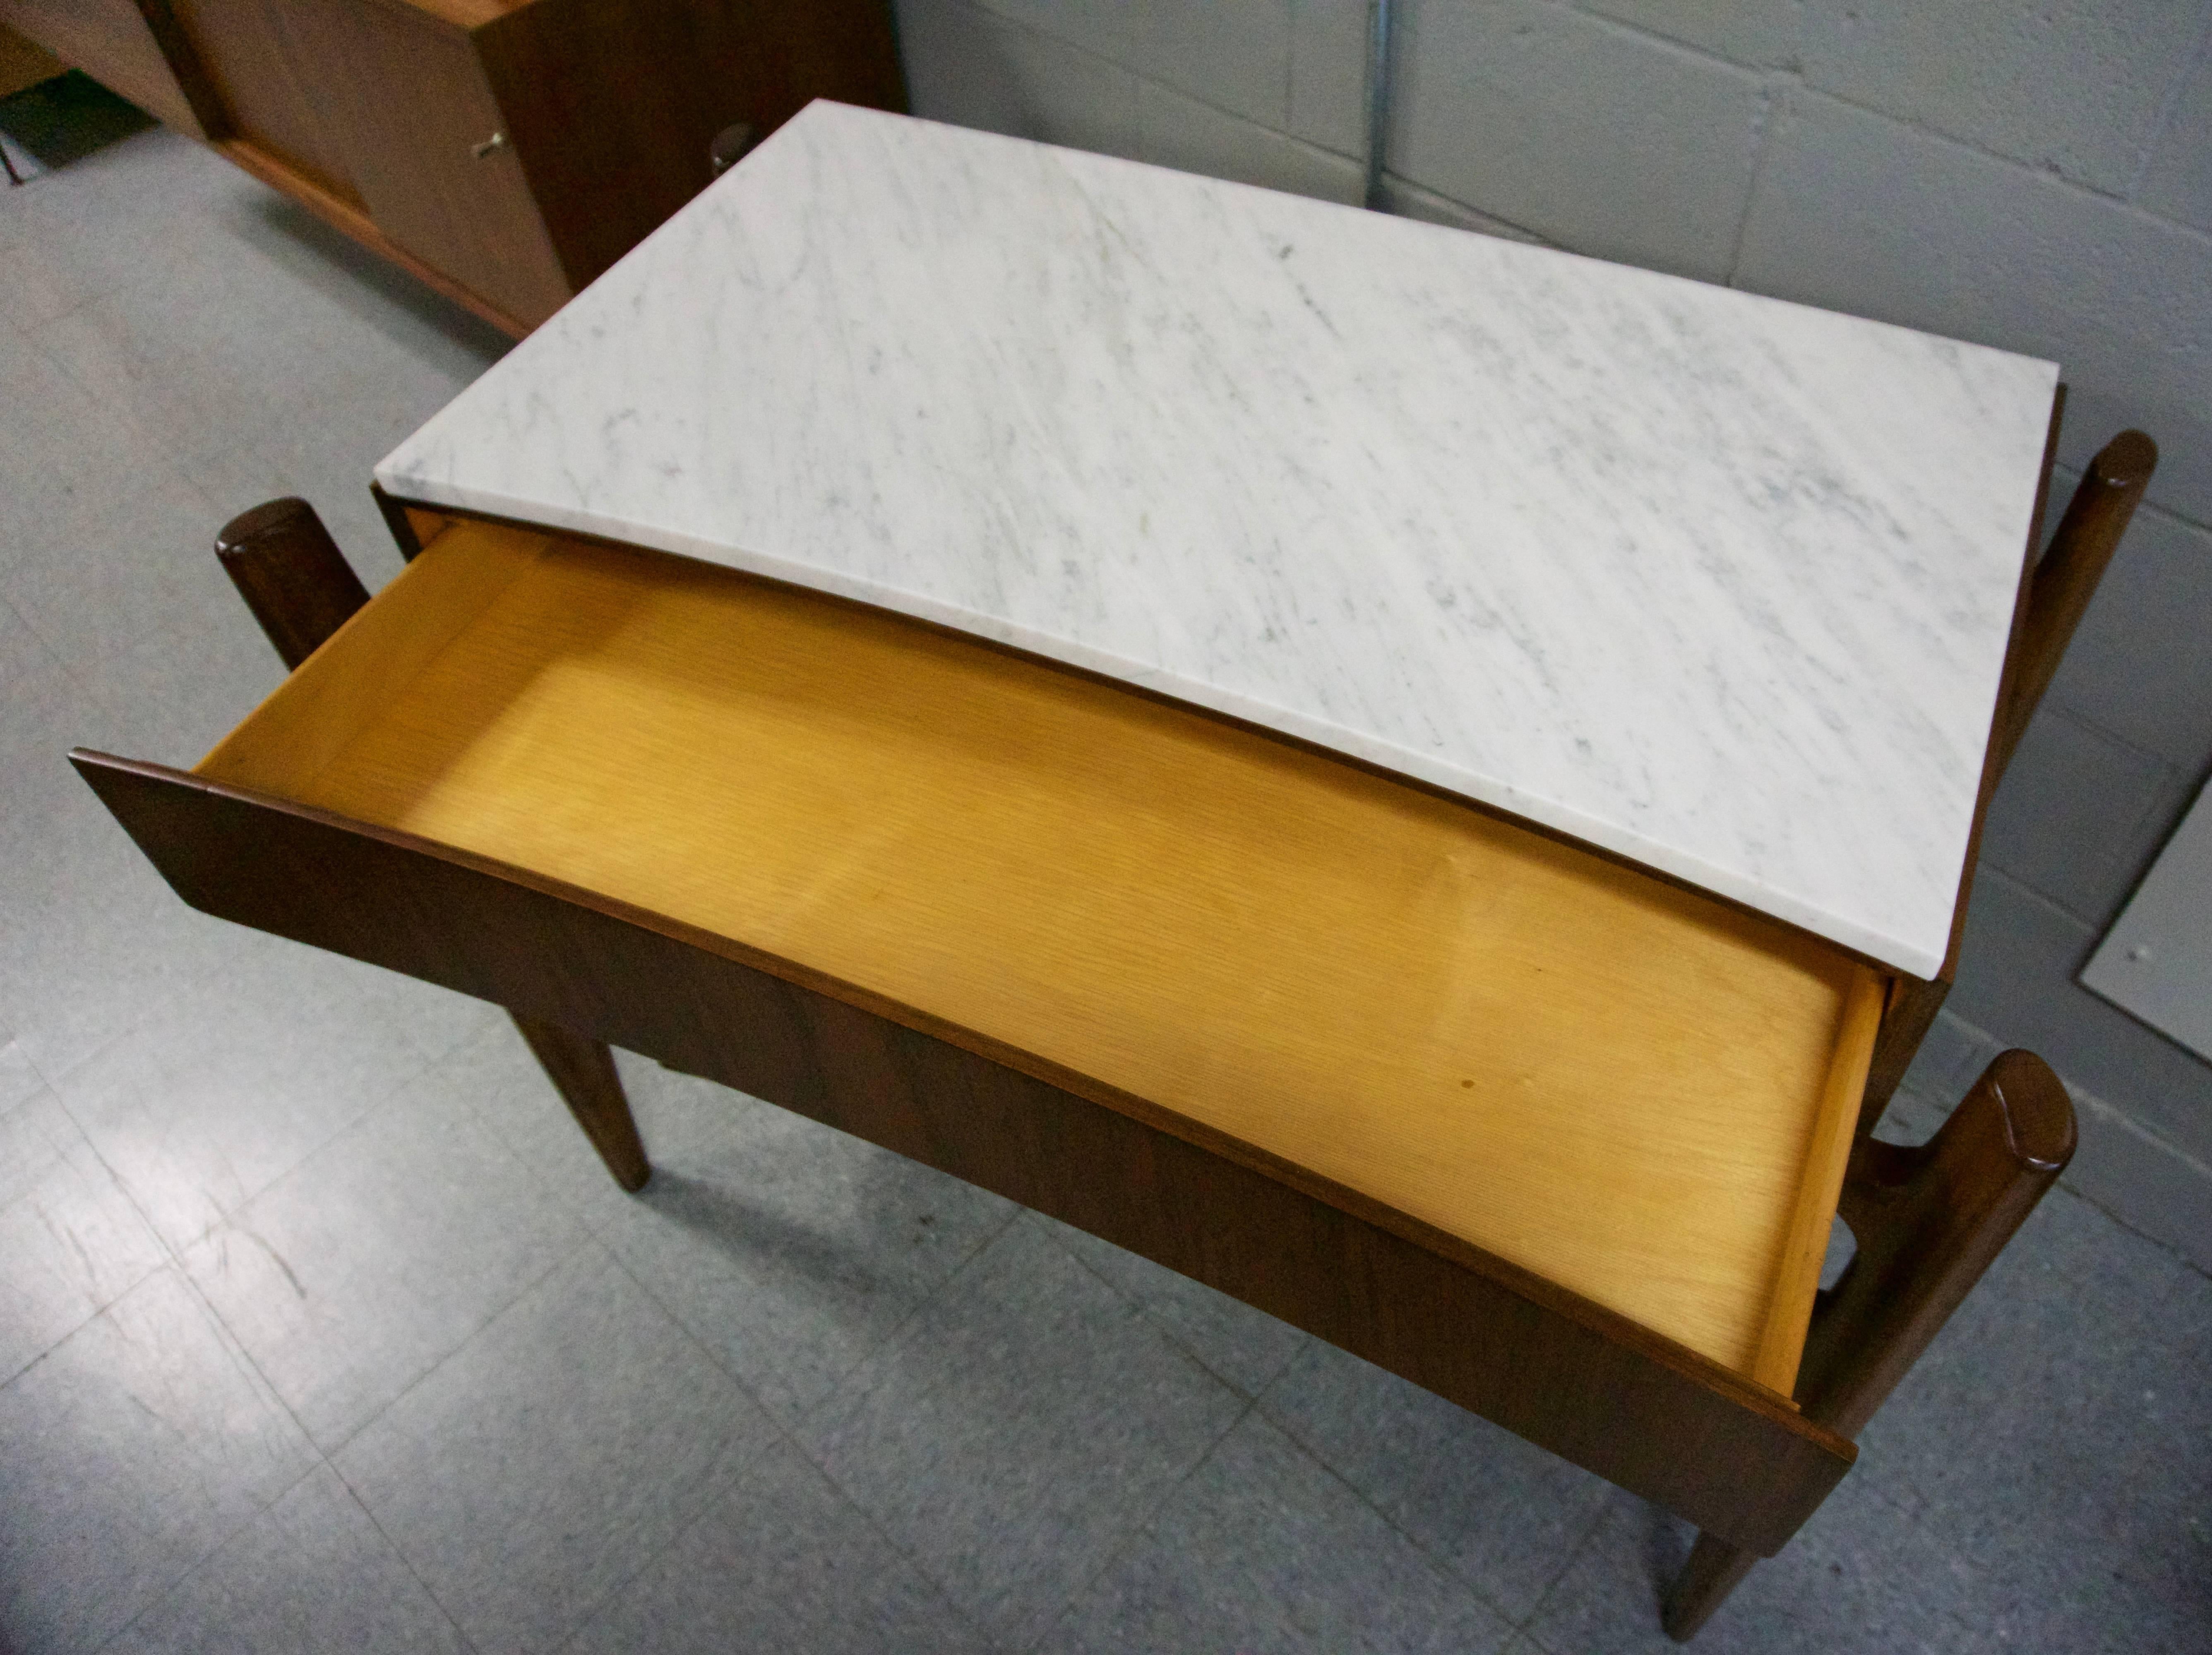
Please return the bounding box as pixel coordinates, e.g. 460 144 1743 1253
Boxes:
377 101 2057 976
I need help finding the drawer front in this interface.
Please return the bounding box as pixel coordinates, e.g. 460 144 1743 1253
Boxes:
0 0 205 134
310 0 569 327
72 746 1854 1559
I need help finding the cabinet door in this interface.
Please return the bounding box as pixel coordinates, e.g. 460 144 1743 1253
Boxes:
169 0 358 199
314 0 570 329
0 0 208 134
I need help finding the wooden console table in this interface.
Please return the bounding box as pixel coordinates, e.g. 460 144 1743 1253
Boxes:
0 0 903 333
75 106 2156 1636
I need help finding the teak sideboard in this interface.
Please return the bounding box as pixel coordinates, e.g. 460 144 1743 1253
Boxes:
0 0 903 332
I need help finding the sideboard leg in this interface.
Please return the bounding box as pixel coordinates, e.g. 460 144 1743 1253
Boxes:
509 1014 651 1192
1661 1533 1756 1641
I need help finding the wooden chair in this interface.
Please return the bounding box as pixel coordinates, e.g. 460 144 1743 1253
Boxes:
80 423 2151 1640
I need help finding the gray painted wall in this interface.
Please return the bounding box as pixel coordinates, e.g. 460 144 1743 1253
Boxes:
888 0 2212 1266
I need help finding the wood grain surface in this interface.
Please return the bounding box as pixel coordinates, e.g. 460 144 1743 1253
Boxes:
74 747 1857 1557
199 518 1882 1387
171 0 360 195
0 0 206 133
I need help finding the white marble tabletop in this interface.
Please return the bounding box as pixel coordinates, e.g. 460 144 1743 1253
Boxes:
376 101 2058 978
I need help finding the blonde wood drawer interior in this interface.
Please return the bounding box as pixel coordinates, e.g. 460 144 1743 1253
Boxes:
198 516 1885 1393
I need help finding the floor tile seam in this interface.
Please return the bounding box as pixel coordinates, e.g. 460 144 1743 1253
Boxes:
6 274 98 336
754 1189 1032 1413
18 276 162 396
180 1036 463 1249
777 1198 1031 1434
250 1212 585 1458
1512 1487 1640 1636
1023 1211 1288 1401
8 398 235 602
1801 1465 2009 1616
9 316 211 499
38 984 460 1268
372 1024 616 1241
0 588 71 685
0 1233 167 1394
1376 172 1556 245
34 1058 191 1299
453 1039 738 1243
778 1430 1012 1655
562 1532 977 1655
1513 1623 1570 1655
38 1267 329 1654
0 995 142 1115
39 660 143 759
165 1254 330 1471
1009 1389 1269 1655
552 1238 1002 1654
0 1081 48 1135
1242 1361 1558 1624
759 1431 1012 1655
395 998 511 1074
324 1451 488 1655
0 619 180 739
2046 1035 2212 1177
2122 3 2212 203
593 1225 790 1446
84 1451 338 1655
313 1236 649 1648
2049 1175 2212 1288
758 1197 1027 1439
759 1245 1050 1653
1256 1389 1564 1633
1722 79 1785 287
749 1207 1158 1655
0 1336 59 1401
433 1027 601 1216
305 1226 600 1463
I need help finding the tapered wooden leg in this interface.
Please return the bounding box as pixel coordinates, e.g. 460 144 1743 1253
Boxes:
1662 1050 2075 1638
509 1013 651 1191
1663 1533 1757 1641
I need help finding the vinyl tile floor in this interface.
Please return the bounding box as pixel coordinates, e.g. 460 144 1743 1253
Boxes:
0 127 2207 1655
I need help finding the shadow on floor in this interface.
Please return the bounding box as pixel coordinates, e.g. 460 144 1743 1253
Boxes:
226 191 517 366
0 70 151 174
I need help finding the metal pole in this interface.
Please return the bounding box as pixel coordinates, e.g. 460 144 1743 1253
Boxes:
1363 0 1393 211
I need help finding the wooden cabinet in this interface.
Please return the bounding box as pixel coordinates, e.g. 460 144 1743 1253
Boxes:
0 0 212 134
4 0 903 334
307 0 572 326
167 0 358 198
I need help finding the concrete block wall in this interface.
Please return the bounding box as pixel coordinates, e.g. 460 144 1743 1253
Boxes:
889 0 2212 1264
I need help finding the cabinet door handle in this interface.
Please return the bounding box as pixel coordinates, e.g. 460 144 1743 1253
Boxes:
471 131 509 161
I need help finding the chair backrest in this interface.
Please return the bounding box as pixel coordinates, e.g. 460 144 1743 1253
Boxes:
1665 1046 2077 1638
1988 428 2157 779
1806 1048 2075 1438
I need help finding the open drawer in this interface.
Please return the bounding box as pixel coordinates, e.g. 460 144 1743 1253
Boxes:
77 512 1878 1552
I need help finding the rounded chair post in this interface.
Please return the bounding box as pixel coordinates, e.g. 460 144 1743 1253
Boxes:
1990 429 2157 775
214 496 372 670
